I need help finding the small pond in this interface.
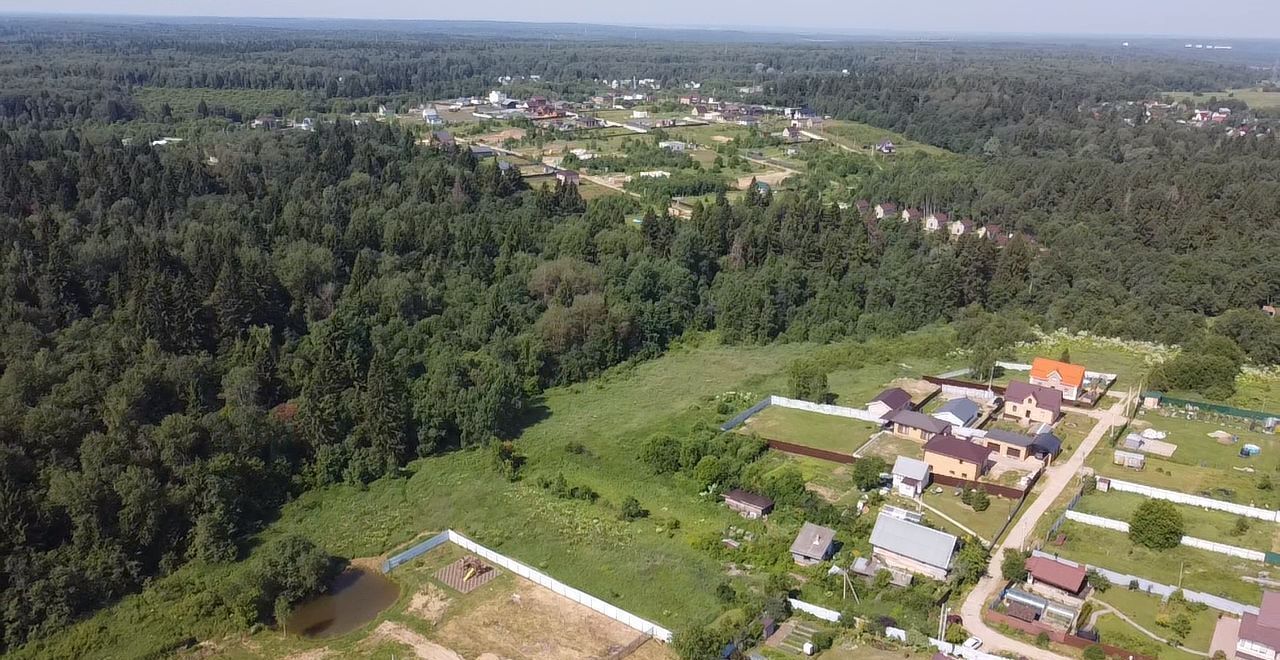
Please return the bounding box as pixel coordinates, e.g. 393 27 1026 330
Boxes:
286 567 400 638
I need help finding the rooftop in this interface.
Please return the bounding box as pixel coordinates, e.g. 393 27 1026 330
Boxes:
892 456 931 482
1026 555 1087 593
869 513 958 571
924 434 993 466
723 489 774 510
1031 357 1086 388
1005 381 1063 415
870 387 913 411
885 409 952 434
936 397 980 423
790 522 836 559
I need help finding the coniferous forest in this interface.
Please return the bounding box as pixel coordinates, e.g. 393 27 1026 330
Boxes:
1 17 1279 655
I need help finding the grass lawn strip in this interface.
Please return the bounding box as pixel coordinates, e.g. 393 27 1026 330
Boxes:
1074 490 1275 551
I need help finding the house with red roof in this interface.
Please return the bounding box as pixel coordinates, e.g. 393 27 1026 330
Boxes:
1030 357 1087 402
1025 555 1088 599
923 211 949 232
1238 591 1280 660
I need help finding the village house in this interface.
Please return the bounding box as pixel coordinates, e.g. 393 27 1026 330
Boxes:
891 456 931 498
982 429 1063 463
790 522 837 566
555 170 581 185
855 200 871 215
979 223 1002 240
902 208 923 223
1029 357 1086 402
657 140 687 151
779 125 804 142
431 131 455 148
723 489 774 519
1004 381 1063 425
875 202 898 219
1238 591 1280 660
884 409 952 443
1025 555 1089 600
933 397 981 428
923 434 992 481
867 387 914 419
948 219 974 239
923 211 950 232
877 139 896 154
422 107 443 125
869 513 959 581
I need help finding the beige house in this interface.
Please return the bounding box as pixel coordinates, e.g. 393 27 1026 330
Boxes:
923 434 992 481
884 409 951 442
1003 381 1062 425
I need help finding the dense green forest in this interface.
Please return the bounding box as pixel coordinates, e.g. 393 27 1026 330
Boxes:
1 18 1279 654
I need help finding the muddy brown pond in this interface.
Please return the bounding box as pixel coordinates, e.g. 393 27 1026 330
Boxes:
286 567 400 638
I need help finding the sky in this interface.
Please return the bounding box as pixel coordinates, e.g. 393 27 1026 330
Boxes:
2 0 1279 40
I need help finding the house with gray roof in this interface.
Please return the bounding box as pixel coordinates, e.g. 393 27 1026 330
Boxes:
869 512 959 581
884 409 952 443
933 397 981 428
891 456 931 498
982 428 1063 464
790 522 837 566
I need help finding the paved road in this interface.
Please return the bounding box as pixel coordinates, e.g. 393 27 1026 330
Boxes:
957 394 1132 659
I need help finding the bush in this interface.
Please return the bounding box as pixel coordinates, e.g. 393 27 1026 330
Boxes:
944 623 968 644
852 456 887 491
810 630 834 650
787 359 829 402
564 441 587 455
1001 549 1030 581
639 433 683 474
970 489 991 512
1086 569 1110 593
620 496 649 521
1035 632 1050 648
1083 645 1107 660
1129 499 1184 550
1232 516 1250 537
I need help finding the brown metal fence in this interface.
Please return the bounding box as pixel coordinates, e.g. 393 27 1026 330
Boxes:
765 438 855 464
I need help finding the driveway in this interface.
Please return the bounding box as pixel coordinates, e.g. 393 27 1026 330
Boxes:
957 394 1132 659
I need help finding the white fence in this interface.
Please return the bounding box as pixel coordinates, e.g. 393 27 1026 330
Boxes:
1063 511 1265 561
769 396 882 422
935 382 1000 402
445 531 673 642
1030 550 1259 616
1103 478 1280 522
788 598 841 622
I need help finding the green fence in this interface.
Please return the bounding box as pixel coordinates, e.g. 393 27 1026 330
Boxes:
1145 391 1277 422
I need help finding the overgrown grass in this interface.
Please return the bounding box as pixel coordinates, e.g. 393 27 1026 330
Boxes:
1095 588 1218 653
919 489 1017 541
1050 521 1264 604
1092 612 1201 660
1074 491 1277 551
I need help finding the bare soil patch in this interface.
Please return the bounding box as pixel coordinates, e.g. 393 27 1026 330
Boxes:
433 579 638 659
363 621 464 660
408 583 452 623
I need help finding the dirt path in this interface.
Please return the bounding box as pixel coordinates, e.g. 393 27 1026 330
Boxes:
957 392 1133 659
1090 601 1209 657
364 621 464 660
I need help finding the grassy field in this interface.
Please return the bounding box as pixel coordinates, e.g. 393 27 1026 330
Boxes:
738 405 881 453
1167 88 1280 111
920 488 1016 541
856 433 924 462
134 87 307 117
1074 491 1277 551
1092 611 1200 660
812 119 950 157
1050 521 1265 604
1095 588 1219 654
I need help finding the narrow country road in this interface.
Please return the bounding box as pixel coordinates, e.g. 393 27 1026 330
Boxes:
957 393 1132 659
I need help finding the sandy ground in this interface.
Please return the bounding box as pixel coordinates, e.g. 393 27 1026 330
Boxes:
407 583 452 623
282 649 332 660
363 622 464 660
735 170 791 189
433 580 639 659
886 377 941 400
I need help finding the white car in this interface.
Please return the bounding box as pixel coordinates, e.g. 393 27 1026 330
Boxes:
962 636 983 650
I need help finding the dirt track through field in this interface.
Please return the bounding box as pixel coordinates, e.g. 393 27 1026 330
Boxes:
363 621 464 660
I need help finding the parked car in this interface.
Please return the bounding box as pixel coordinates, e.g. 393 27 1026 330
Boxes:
962 637 983 650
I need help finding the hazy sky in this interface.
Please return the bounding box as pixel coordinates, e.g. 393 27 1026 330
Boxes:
2 0 1278 39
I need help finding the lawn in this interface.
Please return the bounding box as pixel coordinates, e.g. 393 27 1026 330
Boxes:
761 453 860 505
825 358 956 407
812 119 950 157
1092 612 1201 660
1074 491 1278 551
919 488 1016 542
738 405 881 454
855 433 924 462
1050 521 1265 604
1095 588 1219 654
133 86 308 117
1167 88 1280 111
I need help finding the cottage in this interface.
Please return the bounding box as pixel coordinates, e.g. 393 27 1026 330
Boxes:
1029 357 1086 402
869 513 959 581
980 223 1002 240
779 125 803 141
432 131 455 148
867 387 914 419
1113 449 1145 469
658 140 687 152
790 522 837 566
555 170 581 185
877 139 896 154
855 200 871 215
1003 381 1063 425
923 434 992 480
948 219 974 238
723 489 774 519
983 429 1043 461
933 398 980 428
1238 591 1280 660
884 409 952 442
923 211 949 232
874 202 898 219
469 144 497 159
422 107 443 125
891 456 931 498
1025 555 1088 598
902 208 922 223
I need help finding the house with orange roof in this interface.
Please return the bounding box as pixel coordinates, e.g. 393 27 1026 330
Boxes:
1029 357 1086 402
